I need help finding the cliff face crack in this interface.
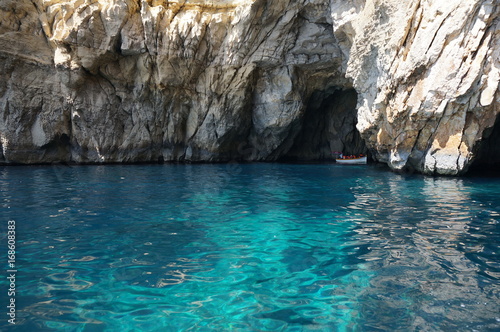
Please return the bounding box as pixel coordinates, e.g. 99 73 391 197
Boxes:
400 0 421 51
424 9 454 59
170 1 187 23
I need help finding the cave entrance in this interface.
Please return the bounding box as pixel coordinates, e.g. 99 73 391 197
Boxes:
281 88 367 161
468 112 500 175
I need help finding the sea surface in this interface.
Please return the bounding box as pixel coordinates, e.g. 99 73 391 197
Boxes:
0 163 499 331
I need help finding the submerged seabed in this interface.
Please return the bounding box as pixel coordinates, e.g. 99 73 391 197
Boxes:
0 163 499 331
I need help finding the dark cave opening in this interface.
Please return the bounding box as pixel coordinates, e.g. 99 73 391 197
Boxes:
41 133 71 161
281 88 367 162
468 112 500 176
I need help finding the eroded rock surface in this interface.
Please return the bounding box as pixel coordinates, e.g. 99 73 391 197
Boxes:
0 0 498 174
333 0 500 174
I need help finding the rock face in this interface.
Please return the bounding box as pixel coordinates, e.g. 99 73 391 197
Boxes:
332 0 500 175
0 0 498 175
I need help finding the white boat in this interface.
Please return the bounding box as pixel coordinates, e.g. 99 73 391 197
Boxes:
335 156 367 164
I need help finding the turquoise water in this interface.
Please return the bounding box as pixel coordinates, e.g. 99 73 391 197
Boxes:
0 163 499 331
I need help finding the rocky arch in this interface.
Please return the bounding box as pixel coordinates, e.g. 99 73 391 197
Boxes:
280 87 367 161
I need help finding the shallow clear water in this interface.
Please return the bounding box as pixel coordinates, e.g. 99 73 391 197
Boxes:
0 163 499 331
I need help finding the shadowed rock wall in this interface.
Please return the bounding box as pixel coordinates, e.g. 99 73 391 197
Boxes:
471 112 500 168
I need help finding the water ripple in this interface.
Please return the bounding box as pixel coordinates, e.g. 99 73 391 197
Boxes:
1 164 499 331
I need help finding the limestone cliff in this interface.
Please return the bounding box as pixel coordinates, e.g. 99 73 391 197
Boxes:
333 0 500 174
0 0 498 175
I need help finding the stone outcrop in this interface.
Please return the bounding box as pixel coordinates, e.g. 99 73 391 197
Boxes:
332 0 500 175
0 0 498 175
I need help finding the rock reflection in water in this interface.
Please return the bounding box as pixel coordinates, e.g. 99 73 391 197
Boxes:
348 175 499 330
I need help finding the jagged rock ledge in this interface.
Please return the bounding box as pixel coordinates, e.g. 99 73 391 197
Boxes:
0 0 498 175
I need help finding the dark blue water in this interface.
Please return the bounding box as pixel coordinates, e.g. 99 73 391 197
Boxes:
0 163 499 331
